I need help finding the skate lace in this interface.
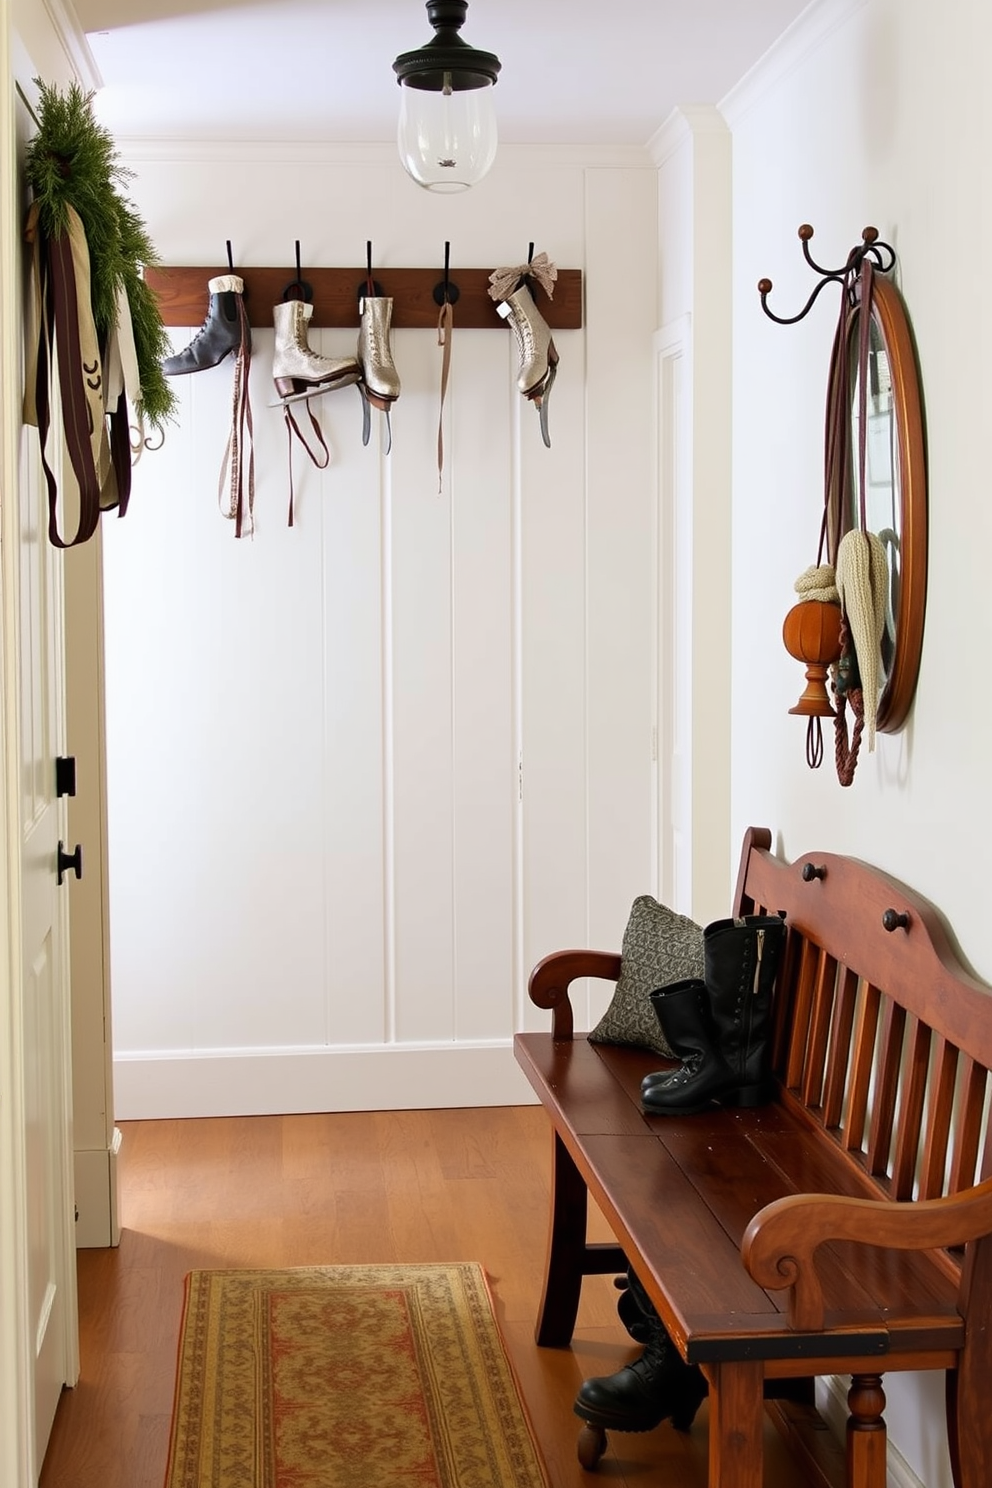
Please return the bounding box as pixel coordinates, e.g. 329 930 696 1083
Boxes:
514 315 535 360
361 302 394 368
291 306 309 351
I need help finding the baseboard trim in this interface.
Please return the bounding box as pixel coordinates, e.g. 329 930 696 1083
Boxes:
113 1042 539 1120
73 1128 122 1248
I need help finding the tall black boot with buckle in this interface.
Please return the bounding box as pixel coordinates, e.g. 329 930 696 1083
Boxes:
573 1269 707 1435
641 915 786 1114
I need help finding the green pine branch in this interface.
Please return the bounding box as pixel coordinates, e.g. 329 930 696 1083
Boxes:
24 78 177 431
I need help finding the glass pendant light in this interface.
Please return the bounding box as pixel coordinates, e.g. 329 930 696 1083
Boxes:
393 2 501 193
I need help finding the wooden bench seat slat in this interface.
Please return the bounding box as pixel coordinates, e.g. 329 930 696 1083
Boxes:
514 1031 661 1138
657 1121 899 1322
742 1124 961 1315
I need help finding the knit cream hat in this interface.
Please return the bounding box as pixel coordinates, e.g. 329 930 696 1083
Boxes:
836 529 890 750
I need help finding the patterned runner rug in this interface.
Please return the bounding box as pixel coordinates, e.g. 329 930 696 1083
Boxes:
165 1262 550 1488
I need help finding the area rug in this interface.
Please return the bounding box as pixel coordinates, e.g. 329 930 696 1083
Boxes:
164 1262 550 1488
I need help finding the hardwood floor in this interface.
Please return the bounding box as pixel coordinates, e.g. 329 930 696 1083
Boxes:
40 1106 805 1487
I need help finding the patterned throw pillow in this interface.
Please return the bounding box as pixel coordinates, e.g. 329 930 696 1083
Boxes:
588 896 705 1058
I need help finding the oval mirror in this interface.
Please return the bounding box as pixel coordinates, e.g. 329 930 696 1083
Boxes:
825 273 927 733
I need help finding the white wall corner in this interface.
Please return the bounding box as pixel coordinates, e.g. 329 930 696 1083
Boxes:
40 0 102 90
647 104 728 170
719 0 869 126
73 1127 122 1249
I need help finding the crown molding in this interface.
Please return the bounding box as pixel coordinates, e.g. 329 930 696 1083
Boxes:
112 136 654 171
647 105 729 169
720 0 868 126
41 0 102 90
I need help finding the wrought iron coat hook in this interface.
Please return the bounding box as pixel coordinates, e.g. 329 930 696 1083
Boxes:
357 240 384 303
433 241 460 307
758 225 896 325
226 239 234 272
282 240 314 302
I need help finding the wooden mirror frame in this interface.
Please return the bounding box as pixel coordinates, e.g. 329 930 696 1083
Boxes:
825 273 928 734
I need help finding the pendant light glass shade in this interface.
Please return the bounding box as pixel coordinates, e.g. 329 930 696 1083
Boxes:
396 78 497 192
394 2 500 193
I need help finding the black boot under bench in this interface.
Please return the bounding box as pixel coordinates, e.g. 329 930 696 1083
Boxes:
513 827 992 1488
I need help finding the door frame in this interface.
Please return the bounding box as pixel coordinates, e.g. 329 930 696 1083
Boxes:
0 19 81 1484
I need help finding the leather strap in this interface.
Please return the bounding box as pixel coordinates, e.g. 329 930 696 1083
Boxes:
283 401 330 527
436 299 453 492
23 201 129 547
218 295 254 538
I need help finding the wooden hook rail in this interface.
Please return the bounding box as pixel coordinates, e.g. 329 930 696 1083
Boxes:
144 265 583 330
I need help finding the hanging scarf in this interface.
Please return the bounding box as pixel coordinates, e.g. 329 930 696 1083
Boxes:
23 200 132 547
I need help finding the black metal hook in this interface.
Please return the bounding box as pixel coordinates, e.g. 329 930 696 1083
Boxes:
282 239 314 302
527 241 534 265
758 225 896 325
226 240 234 272
433 241 460 307
357 239 384 303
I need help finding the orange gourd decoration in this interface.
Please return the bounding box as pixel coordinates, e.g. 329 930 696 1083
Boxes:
782 599 843 718
782 598 843 769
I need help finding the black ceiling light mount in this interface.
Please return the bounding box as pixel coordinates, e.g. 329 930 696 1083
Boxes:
393 2 502 193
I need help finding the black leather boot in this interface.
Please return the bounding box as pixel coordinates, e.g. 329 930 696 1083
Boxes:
574 1278 707 1433
162 274 249 375
640 979 734 1114
614 1277 651 1342
700 915 786 1105
642 917 786 1110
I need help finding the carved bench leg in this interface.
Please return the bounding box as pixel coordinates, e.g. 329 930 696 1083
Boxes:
846 1374 887 1488
708 1359 764 1488
536 1131 589 1346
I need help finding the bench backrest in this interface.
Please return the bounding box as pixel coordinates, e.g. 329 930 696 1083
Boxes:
735 829 992 1255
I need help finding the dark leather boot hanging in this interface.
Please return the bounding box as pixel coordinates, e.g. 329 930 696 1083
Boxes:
161 245 255 538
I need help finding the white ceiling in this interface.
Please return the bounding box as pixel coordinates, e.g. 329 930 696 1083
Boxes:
75 0 812 147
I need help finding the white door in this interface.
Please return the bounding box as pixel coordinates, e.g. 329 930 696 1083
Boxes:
16 416 79 1466
0 59 80 1483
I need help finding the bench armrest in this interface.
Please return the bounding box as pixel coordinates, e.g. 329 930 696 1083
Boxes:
527 949 622 1040
742 1176 992 1330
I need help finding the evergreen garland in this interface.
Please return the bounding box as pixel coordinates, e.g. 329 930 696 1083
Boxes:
24 78 176 431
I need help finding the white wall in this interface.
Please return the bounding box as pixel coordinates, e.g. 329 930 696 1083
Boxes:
722 0 992 1483
651 107 733 925
102 144 660 1117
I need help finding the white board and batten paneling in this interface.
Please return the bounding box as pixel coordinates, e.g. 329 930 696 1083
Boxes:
104 152 659 1117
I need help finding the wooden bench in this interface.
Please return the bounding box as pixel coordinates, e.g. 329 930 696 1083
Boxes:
514 827 992 1488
